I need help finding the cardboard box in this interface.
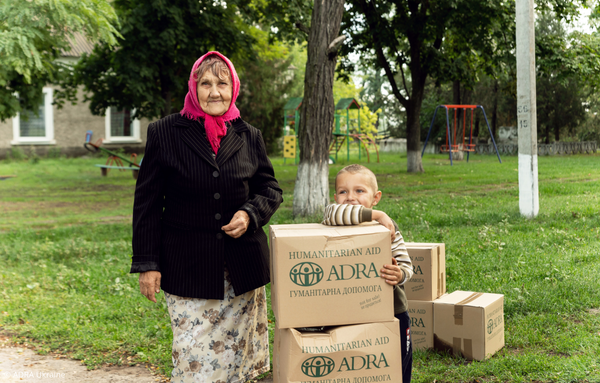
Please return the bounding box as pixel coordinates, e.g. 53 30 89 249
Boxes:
407 300 434 350
405 243 446 301
270 223 395 328
274 319 402 383
433 291 504 360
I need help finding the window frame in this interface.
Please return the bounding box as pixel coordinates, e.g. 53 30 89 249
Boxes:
104 107 141 144
11 87 56 145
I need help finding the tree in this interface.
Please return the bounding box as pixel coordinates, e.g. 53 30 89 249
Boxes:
293 0 346 217
0 0 119 121
58 0 258 120
340 0 587 173
536 12 588 143
341 0 516 172
254 0 345 217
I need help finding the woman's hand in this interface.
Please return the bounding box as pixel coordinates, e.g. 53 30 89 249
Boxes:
222 210 250 238
139 271 161 303
381 258 404 286
372 210 396 242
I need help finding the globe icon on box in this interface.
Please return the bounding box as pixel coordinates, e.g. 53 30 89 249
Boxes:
289 262 324 287
301 356 335 377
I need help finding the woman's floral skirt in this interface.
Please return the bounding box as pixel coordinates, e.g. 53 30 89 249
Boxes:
165 268 270 383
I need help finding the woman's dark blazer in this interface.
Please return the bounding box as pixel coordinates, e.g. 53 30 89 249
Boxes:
130 113 283 299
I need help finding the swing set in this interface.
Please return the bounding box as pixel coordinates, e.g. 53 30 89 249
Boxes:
422 105 502 165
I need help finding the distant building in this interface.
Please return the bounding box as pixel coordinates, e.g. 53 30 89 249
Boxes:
0 34 150 158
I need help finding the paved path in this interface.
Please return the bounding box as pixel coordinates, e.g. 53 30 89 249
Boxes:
0 338 273 382
0 346 160 382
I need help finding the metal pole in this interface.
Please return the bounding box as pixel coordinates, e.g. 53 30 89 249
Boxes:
421 105 444 157
478 106 502 163
445 107 453 166
346 110 350 162
516 0 539 218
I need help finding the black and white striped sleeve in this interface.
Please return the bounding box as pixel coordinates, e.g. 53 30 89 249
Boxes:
322 204 372 225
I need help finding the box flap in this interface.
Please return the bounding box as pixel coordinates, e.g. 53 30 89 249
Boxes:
270 222 384 238
405 242 444 248
434 291 503 307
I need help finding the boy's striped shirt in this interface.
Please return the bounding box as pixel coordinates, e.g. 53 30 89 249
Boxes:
322 204 413 285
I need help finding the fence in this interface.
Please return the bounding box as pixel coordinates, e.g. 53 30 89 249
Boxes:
475 141 597 156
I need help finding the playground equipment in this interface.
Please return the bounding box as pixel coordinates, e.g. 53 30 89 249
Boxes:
422 105 502 165
282 98 302 164
84 130 141 179
330 98 379 163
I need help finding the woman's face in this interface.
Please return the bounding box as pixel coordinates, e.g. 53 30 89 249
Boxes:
196 71 232 116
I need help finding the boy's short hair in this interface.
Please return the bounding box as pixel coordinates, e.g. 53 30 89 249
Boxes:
335 164 378 192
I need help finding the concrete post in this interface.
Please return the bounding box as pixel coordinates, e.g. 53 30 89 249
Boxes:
516 0 539 218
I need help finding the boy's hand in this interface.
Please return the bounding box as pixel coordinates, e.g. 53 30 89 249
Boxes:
372 210 396 242
381 258 404 286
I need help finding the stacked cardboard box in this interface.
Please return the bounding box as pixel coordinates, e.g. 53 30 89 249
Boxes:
405 243 447 301
405 243 446 351
405 243 505 361
433 291 504 361
270 223 403 382
273 319 403 383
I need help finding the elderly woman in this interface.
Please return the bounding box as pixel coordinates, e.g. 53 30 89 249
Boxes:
131 51 283 382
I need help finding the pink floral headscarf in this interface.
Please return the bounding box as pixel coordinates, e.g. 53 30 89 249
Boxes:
180 51 240 154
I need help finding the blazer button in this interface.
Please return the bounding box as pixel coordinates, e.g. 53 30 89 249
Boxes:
216 233 223 240
214 193 221 200
215 213 222 220
213 171 219 178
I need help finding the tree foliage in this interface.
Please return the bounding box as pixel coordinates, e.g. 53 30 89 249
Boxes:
58 0 259 120
0 0 119 121
236 33 304 155
340 0 588 172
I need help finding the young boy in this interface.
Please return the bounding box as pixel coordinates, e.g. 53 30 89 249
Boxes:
322 164 413 383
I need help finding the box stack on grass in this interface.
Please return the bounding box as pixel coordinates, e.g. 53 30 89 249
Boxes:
405 243 505 361
270 223 404 383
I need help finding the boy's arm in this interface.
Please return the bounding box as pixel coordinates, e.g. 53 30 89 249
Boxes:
392 226 413 285
322 204 371 225
323 204 395 241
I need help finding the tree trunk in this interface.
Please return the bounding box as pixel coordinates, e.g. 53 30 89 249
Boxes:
159 68 173 118
406 77 425 173
453 80 462 135
292 0 345 217
491 80 499 140
553 90 560 142
162 90 172 118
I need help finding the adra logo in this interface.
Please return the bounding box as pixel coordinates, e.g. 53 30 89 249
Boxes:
301 356 335 377
410 317 425 328
290 262 323 287
290 262 380 287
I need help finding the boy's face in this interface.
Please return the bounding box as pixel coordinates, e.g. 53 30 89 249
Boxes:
334 171 382 208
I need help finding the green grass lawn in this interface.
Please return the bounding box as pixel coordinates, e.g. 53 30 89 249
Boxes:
1 152 599 382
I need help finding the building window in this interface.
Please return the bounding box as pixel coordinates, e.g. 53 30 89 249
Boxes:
11 87 55 145
104 107 141 143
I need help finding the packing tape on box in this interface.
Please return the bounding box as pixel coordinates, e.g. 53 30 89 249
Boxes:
453 337 473 359
453 293 483 325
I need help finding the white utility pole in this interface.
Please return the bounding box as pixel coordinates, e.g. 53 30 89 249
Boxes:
516 0 539 218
